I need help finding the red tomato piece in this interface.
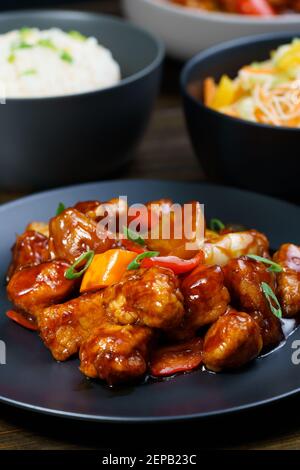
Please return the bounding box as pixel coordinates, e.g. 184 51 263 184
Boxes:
6 310 38 331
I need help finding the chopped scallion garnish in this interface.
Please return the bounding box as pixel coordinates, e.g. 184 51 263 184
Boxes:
123 226 145 246
21 69 37 76
247 254 283 273
209 218 225 232
14 41 33 50
68 30 86 41
65 250 95 280
37 38 57 50
60 50 73 63
19 27 32 39
56 202 66 216
127 251 159 270
261 282 282 318
7 54 16 64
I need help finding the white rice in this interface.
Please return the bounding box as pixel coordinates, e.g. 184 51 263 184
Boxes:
0 27 121 98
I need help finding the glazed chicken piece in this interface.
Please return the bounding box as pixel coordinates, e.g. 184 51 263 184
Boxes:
73 200 101 221
26 221 49 237
103 266 185 330
49 208 114 263
274 244 300 317
204 229 270 266
38 291 106 361
75 197 129 236
218 0 238 12
223 256 283 349
169 264 230 341
290 0 300 11
7 230 50 281
203 309 263 372
79 324 152 385
223 256 275 311
7 260 76 318
267 0 290 11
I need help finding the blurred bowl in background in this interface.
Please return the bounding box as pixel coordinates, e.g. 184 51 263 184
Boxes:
123 0 300 60
181 32 300 197
0 10 164 190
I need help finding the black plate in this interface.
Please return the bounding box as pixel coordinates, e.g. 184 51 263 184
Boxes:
0 180 300 422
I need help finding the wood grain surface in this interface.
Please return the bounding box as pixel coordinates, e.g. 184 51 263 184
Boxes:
0 0 299 451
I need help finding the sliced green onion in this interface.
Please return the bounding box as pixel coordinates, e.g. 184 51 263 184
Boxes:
14 41 33 50
247 254 283 273
123 226 145 246
60 50 73 63
261 282 282 319
65 250 95 280
19 27 32 39
127 251 159 270
209 218 225 232
7 54 16 64
21 69 37 76
56 202 65 216
37 38 57 50
68 30 87 41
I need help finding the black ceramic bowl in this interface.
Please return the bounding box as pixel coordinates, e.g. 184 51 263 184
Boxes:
0 10 164 190
181 32 300 197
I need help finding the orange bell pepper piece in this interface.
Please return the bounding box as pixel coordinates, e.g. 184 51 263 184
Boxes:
80 249 137 293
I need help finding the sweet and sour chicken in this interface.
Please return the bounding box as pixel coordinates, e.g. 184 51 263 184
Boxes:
103 266 184 330
274 244 300 318
5 198 300 386
38 291 106 361
80 324 152 385
223 256 283 349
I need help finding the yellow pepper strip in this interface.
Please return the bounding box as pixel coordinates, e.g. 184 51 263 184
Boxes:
276 42 300 72
80 249 137 293
211 75 235 110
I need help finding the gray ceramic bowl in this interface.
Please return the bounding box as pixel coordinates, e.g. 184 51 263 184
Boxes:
181 32 300 197
0 10 164 190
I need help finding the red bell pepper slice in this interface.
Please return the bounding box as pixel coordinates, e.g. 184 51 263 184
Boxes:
236 0 275 15
6 310 38 331
120 238 146 254
140 251 204 274
150 338 203 377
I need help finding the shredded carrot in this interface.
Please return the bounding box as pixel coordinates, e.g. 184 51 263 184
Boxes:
240 66 275 74
203 77 217 106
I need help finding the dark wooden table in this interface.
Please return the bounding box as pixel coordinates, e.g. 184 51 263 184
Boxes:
0 0 300 451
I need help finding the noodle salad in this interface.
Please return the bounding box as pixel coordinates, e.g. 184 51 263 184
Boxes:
204 39 300 127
